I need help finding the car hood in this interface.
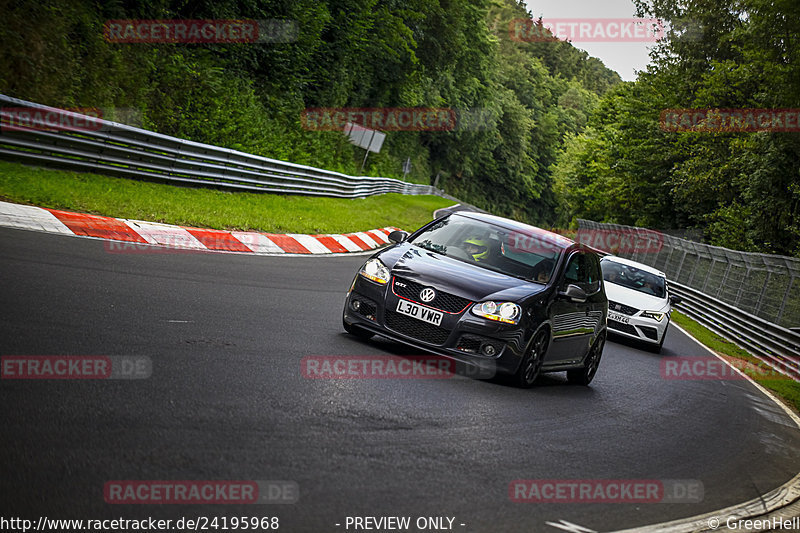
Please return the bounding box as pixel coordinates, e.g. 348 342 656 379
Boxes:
605 282 669 312
381 244 543 302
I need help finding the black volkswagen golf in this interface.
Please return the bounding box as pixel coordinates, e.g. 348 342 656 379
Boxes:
342 212 608 387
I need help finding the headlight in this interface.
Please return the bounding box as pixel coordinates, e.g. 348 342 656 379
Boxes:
641 311 665 322
359 258 390 285
472 301 521 325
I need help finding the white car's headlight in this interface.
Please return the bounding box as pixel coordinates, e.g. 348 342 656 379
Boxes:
641 311 665 322
472 301 521 325
359 258 390 285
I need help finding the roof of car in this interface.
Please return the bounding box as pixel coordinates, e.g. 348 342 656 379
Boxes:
600 255 666 278
452 211 575 249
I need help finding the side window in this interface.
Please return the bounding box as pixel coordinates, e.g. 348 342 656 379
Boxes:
564 252 602 293
564 253 581 284
586 254 602 294
564 253 589 286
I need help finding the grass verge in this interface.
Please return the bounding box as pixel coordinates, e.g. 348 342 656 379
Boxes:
671 310 800 415
0 161 454 234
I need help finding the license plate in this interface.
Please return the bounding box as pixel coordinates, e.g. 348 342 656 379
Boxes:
608 311 630 324
396 300 443 326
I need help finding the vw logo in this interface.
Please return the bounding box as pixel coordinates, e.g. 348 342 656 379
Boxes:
419 287 436 303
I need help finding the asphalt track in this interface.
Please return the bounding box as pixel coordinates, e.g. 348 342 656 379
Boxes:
2 226 800 532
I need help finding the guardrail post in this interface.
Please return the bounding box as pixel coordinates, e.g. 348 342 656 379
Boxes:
776 273 795 326
675 250 688 283
660 241 675 275
734 269 749 308
717 262 732 300
753 272 772 319
685 252 700 286
700 257 717 294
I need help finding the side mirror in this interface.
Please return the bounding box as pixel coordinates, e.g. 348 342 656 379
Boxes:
669 294 682 305
558 284 587 303
388 230 409 244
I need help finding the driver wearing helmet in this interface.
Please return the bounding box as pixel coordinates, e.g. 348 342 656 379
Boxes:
463 237 489 262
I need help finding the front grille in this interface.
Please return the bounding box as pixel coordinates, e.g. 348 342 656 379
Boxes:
392 277 471 314
385 310 451 345
609 300 639 316
639 325 659 340
608 319 638 336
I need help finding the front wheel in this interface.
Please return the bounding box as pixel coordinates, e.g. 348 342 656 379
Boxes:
568 333 605 386
512 329 549 388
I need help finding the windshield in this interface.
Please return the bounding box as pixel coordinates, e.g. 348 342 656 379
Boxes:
601 259 666 298
409 215 565 283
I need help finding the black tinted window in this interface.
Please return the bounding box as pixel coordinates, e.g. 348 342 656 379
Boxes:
564 253 588 284
587 254 602 292
565 252 602 293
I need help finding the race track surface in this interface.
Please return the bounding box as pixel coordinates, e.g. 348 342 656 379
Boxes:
2 227 799 532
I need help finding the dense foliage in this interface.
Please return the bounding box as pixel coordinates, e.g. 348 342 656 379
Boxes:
553 0 800 256
0 0 619 225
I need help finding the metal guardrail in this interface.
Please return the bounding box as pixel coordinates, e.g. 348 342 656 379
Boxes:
576 219 800 381
670 282 800 382
577 219 800 329
0 94 440 199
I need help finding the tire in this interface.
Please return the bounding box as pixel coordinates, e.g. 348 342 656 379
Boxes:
512 329 549 389
568 332 605 386
343 318 374 340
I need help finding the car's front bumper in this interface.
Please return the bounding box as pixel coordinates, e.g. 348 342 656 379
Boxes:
606 311 668 344
343 275 531 378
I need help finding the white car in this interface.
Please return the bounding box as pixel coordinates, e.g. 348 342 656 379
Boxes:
599 256 680 353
